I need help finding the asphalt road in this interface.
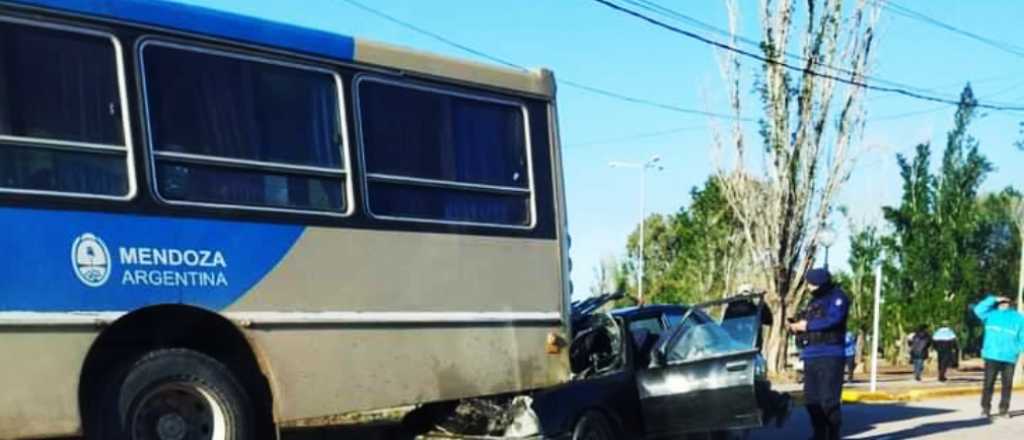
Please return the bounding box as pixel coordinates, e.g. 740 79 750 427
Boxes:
751 395 1024 439
270 394 1024 439
54 395 1024 439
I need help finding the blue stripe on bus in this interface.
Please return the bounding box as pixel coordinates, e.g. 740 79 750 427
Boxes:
0 207 303 312
5 0 355 61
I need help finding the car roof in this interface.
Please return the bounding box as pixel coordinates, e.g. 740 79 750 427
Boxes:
612 304 687 319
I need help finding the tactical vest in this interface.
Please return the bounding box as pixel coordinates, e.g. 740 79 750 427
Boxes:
796 287 846 348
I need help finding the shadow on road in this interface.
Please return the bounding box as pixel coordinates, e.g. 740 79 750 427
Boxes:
840 404 955 438
753 403 955 439
854 417 992 439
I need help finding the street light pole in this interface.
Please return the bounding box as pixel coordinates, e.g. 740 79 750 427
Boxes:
870 263 883 393
1018 232 1023 314
639 164 647 305
1017 232 1024 385
610 155 663 306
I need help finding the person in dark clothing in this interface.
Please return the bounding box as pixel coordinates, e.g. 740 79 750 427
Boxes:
789 268 850 440
722 291 774 350
931 325 958 382
908 326 932 381
723 291 792 428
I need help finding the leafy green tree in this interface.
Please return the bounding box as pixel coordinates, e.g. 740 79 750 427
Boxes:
844 223 883 339
618 177 747 306
882 85 997 356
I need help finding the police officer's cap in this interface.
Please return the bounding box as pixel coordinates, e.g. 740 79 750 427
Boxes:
805 268 831 286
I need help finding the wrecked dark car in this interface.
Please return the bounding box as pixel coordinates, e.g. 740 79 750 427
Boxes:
527 294 778 439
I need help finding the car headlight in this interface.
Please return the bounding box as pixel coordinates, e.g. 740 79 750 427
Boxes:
753 353 768 380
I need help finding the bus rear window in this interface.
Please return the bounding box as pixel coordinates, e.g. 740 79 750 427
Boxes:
141 42 348 214
357 78 533 227
0 20 129 198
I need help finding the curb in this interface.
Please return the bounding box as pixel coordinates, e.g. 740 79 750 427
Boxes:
838 385 1024 403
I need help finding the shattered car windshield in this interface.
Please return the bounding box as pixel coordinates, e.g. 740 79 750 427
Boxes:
718 313 763 348
665 303 758 364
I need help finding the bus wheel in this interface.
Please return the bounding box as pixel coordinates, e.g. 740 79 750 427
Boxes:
112 348 254 440
571 411 616 440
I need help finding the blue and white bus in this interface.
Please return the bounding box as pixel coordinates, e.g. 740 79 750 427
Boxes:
0 1 571 438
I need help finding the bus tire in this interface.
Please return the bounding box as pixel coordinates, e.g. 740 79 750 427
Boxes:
96 348 255 440
571 410 616 440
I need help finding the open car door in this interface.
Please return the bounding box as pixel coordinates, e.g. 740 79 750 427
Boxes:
635 296 765 437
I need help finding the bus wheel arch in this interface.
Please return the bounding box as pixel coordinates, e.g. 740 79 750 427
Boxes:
78 305 278 439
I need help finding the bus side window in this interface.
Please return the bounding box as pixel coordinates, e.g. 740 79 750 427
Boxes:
356 78 533 227
140 42 348 214
0 20 130 198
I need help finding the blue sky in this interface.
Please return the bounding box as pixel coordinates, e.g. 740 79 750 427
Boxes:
186 0 1024 297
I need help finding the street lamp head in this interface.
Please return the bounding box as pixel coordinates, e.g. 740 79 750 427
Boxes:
819 225 837 248
650 155 661 163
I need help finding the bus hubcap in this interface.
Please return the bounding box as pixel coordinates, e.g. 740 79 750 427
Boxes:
156 413 186 440
132 384 223 440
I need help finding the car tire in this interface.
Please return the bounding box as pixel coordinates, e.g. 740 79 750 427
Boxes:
572 410 617 440
89 348 255 440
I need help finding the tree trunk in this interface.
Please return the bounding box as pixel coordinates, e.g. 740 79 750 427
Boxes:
765 316 788 373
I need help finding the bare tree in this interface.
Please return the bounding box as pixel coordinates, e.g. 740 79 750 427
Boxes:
590 254 625 297
713 0 880 371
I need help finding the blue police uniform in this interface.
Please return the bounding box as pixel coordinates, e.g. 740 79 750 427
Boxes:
800 285 850 359
798 268 849 440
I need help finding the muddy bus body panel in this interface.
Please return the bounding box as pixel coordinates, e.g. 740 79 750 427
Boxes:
0 1 569 437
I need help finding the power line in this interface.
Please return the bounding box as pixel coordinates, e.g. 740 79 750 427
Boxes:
565 125 707 149
590 0 1024 112
569 105 953 150
866 72 1024 104
622 0 951 98
634 0 1024 103
338 0 752 121
880 1 1024 60
338 0 524 70
557 80 753 121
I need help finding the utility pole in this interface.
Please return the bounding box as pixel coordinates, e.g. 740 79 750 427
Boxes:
609 155 663 306
1017 219 1024 385
870 263 883 393
1013 199 1024 385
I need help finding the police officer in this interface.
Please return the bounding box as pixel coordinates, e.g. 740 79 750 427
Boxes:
788 268 849 440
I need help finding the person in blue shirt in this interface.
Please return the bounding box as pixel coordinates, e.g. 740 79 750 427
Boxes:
973 294 1024 419
931 324 958 382
789 268 850 440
